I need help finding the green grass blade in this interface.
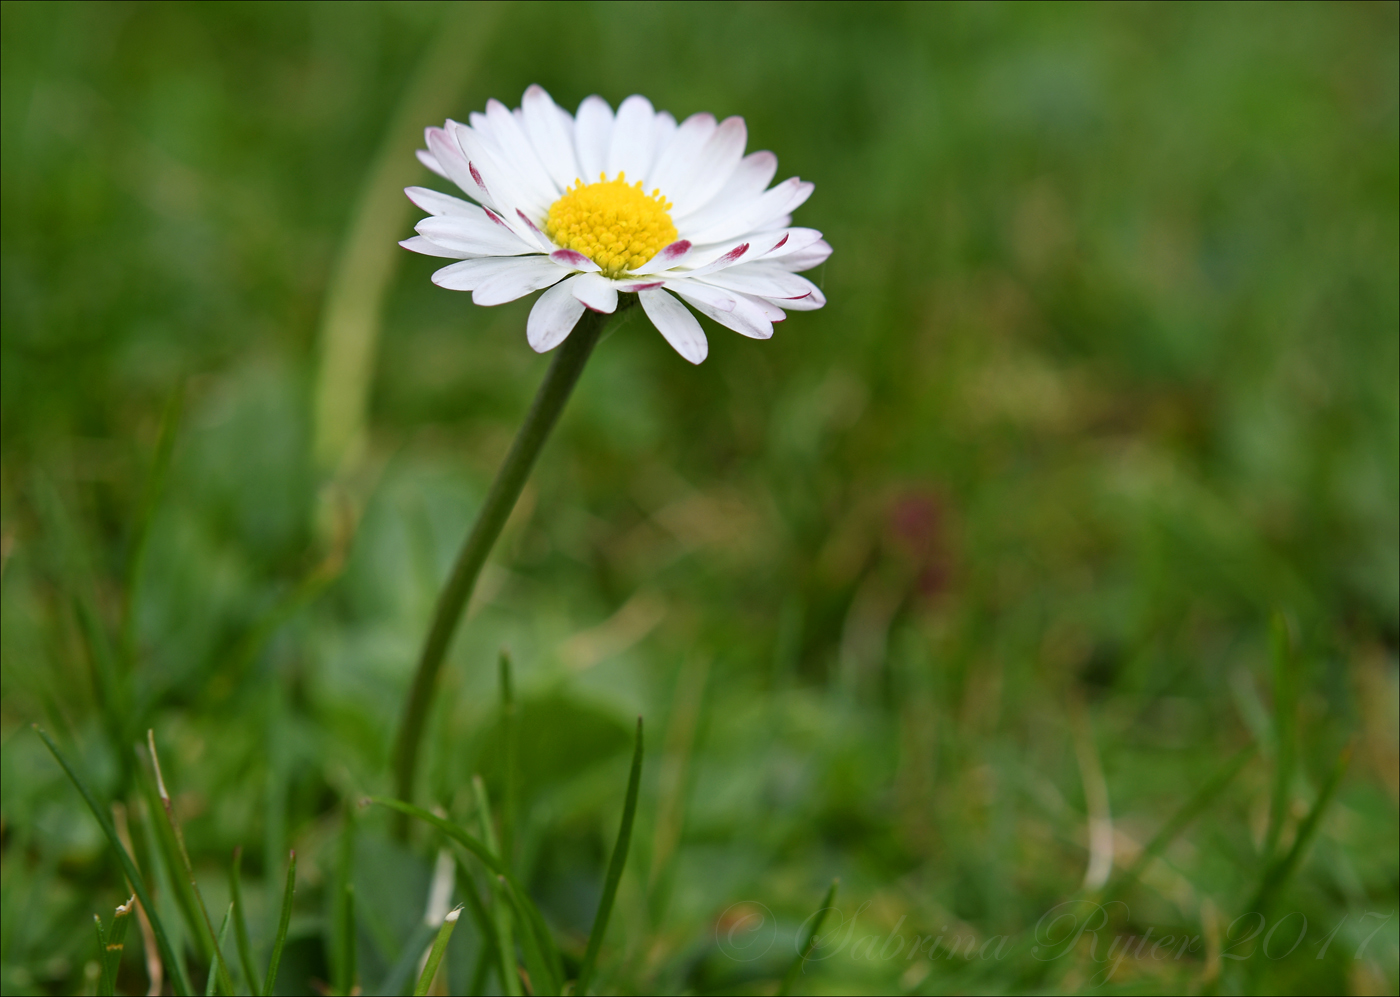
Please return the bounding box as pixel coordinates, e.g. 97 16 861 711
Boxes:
1110 743 1257 895
414 906 462 997
333 808 357 996
1263 611 1296 864
1249 742 1353 914
34 726 193 996
779 879 839 996
499 650 518 869
374 920 433 997
575 716 644 997
93 915 109 996
98 897 134 996
498 872 557 996
33 478 130 757
263 851 297 997
205 903 233 997
229 847 262 996
471 777 520 997
369 798 565 993
147 731 236 996
454 859 505 997
121 378 183 668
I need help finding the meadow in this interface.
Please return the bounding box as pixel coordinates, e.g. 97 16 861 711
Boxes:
1 2 1397 994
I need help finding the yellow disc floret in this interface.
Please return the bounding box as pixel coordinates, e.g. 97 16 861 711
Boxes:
545 172 677 278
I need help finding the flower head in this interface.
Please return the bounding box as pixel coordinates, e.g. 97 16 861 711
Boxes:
402 86 831 364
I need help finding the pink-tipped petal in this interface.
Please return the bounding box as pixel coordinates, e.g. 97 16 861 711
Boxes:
633 240 693 274
549 249 601 272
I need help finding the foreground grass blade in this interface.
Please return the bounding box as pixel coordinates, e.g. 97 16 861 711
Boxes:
452 866 499 996
370 798 564 991
35 726 193 996
414 905 463 997
499 650 518 868
334 808 357 996
471 777 521 997
121 378 183 667
575 717 644 997
229 847 262 996
1249 742 1353 914
205 903 233 996
263 851 297 997
779 879 839 996
148 731 236 996
1263 612 1297 864
97 897 134 996
1110 743 1257 895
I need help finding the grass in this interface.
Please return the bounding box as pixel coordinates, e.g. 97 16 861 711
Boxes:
2 2 1397 994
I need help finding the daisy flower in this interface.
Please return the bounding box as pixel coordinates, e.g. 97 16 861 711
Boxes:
401 85 830 364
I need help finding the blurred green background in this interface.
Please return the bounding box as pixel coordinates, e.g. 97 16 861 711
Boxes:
2 2 1397 994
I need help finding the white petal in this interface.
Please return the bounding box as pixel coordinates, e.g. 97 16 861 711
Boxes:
527 279 587 352
677 151 778 233
567 272 618 313
574 95 614 183
669 117 747 218
736 292 789 321
549 249 600 272
521 84 582 190
684 178 813 245
633 239 693 274
401 235 474 260
406 186 487 218
646 113 716 203
670 281 774 340
485 98 562 202
472 256 571 306
694 263 816 299
649 111 677 182
416 148 451 180
639 288 708 364
606 95 658 183
432 256 550 291
661 279 735 311
416 214 534 257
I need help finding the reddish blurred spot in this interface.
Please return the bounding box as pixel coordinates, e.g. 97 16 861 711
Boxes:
888 489 953 600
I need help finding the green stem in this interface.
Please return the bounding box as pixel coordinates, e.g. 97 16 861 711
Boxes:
391 309 607 826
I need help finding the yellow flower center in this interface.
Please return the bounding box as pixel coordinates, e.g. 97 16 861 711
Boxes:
544 172 677 278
